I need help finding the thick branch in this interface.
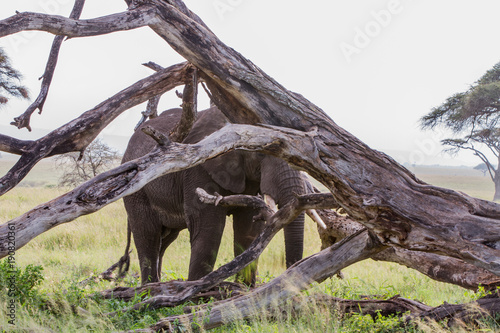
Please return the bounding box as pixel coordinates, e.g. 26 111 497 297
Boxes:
11 0 86 131
0 7 158 38
0 123 311 257
129 1 500 277
0 62 191 195
170 66 198 142
0 134 33 155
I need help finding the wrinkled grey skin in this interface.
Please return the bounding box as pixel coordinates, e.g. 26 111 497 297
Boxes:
121 106 305 285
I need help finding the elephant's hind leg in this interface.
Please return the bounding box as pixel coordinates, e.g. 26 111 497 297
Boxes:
158 229 181 279
124 192 163 285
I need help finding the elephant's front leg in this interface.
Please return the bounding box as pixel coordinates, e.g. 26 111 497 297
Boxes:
186 209 226 280
233 208 264 286
184 167 227 281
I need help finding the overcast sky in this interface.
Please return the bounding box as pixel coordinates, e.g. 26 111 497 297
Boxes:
2 0 500 166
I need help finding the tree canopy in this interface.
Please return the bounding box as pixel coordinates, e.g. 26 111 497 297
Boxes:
56 138 120 187
0 48 28 106
421 61 500 200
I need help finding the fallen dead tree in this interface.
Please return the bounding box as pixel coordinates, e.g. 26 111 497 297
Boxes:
1 1 500 331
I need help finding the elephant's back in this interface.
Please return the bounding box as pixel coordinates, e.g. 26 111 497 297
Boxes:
122 108 183 162
122 106 228 163
182 106 228 144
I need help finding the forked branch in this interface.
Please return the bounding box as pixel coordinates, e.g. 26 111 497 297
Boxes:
0 123 319 258
11 0 86 131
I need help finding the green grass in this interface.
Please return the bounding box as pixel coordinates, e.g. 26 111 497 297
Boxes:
0 161 498 332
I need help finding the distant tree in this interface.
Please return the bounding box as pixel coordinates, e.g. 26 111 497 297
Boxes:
421 62 500 201
0 48 29 105
56 138 120 187
474 163 489 176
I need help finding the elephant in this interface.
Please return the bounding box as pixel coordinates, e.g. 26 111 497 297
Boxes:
120 106 305 285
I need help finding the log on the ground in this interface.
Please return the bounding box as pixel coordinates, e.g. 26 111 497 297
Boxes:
410 291 500 327
101 281 246 304
280 294 432 319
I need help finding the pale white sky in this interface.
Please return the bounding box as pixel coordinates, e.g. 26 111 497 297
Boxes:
1 0 500 166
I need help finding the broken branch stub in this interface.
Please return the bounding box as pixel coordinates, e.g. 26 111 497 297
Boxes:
170 65 198 142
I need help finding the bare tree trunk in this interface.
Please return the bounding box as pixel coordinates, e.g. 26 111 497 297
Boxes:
494 163 500 201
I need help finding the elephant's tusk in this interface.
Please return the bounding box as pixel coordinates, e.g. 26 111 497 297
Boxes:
307 209 327 229
263 194 278 213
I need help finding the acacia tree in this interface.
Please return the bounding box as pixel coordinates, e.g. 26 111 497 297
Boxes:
421 62 500 200
0 47 29 106
1 1 500 330
56 138 120 187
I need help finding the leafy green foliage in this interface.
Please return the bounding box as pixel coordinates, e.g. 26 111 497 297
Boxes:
420 61 500 200
0 259 44 305
0 48 29 105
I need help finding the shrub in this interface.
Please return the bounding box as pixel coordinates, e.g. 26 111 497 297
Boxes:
0 259 44 305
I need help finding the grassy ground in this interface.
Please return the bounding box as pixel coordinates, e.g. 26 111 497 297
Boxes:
0 158 498 332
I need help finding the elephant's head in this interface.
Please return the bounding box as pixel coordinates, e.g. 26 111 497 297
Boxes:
185 108 306 269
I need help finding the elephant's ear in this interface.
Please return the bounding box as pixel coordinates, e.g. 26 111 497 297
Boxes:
202 151 246 193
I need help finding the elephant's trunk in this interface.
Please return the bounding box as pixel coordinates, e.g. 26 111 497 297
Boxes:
261 157 305 268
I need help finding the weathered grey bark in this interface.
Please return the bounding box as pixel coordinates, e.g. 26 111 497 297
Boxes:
169 66 198 142
409 292 500 327
278 294 432 320
0 124 324 257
